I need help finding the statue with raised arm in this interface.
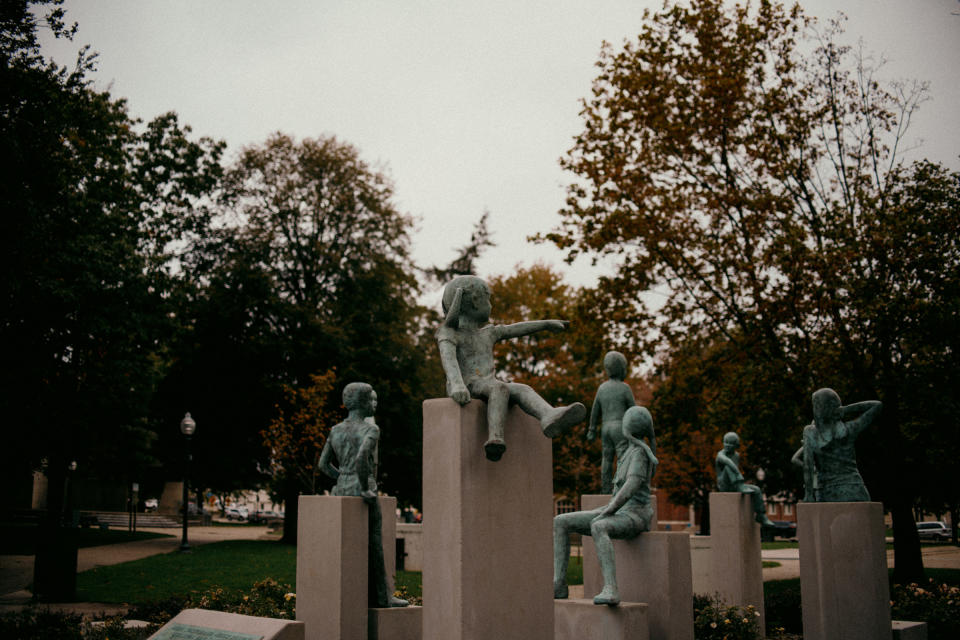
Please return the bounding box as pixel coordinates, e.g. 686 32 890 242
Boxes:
587 351 637 494
436 275 587 461
799 388 882 502
716 432 775 526
553 406 657 606
319 382 408 608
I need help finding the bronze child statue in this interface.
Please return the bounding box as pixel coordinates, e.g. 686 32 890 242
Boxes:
587 351 637 493
553 406 657 606
715 432 775 526
319 382 408 608
436 275 586 461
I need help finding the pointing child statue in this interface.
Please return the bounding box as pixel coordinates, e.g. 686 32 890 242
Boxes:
319 382 408 608
436 275 587 461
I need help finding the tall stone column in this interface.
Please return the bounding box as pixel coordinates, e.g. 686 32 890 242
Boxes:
798 502 891 640
296 495 397 640
689 493 765 631
422 399 554 640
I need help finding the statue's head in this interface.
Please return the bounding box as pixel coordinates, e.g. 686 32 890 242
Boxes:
343 382 376 417
441 275 491 322
722 431 740 451
603 351 628 380
812 388 841 425
622 406 655 445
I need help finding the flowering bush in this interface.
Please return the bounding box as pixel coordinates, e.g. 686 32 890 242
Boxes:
693 594 762 640
890 579 960 640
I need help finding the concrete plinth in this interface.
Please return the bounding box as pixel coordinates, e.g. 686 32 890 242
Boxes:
368 606 422 640
296 495 398 640
892 620 927 640
554 599 649 640
799 502 891 640
689 493 765 631
152 608 304 640
422 399 554 640
582 525 693 640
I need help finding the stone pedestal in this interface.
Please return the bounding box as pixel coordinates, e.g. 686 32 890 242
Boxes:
689 493 765 631
296 495 398 640
422 399 554 640
554 599 649 640
581 524 693 640
368 606 422 640
799 502 891 640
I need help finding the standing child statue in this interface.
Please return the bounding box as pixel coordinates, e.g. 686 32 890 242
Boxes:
715 432 775 527
553 406 657 606
587 351 637 493
319 382 408 608
798 388 882 502
436 275 587 461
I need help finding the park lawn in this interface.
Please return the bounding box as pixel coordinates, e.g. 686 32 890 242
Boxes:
77 539 423 604
0 524 172 555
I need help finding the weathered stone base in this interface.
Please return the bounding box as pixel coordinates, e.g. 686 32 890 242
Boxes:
892 620 928 640
689 493 765 631
154 608 304 640
422 399 554 640
581 522 693 640
554 599 649 640
296 495 397 640
799 502 891 640
368 606 422 640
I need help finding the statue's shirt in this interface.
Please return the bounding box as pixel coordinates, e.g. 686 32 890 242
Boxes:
806 422 869 501
328 420 379 497
436 324 502 387
612 442 656 526
715 451 742 492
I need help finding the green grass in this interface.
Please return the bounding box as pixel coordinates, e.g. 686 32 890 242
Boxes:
0 524 172 555
761 540 798 550
762 561 781 568
76 539 421 605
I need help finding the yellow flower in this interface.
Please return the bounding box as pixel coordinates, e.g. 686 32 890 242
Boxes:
285 593 296 601
710 622 718 629
724 619 730 624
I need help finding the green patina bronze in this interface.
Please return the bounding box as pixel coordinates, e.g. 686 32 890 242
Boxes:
554 406 657 606
436 275 586 461
587 351 637 494
715 432 775 526
796 388 882 502
319 382 408 608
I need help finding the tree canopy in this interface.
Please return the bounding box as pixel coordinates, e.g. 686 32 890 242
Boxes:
543 0 958 581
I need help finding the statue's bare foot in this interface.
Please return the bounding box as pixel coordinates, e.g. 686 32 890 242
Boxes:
484 438 506 461
757 514 776 527
389 596 409 607
554 582 569 599
541 403 587 438
593 585 620 606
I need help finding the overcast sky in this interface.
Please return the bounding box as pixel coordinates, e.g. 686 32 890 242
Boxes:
39 1 960 300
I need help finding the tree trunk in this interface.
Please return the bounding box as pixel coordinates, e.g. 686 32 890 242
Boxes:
696 493 711 536
890 499 924 584
33 457 78 601
281 477 299 545
950 504 959 546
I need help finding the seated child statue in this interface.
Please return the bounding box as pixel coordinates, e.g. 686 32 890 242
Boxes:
553 406 658 606
587 351 637 494
715 432 775 526
319 382 408 608
436 275 586 461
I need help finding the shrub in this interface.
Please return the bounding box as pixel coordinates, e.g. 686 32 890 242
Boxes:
0 610 158 640
693 594 762 640
890 580 960 640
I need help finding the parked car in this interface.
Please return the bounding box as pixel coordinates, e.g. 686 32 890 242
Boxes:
761 520 797 541
225 506 249 521
250 510 284 524
916 521 951 541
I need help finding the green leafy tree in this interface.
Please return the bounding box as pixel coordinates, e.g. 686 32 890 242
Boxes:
543 0 956 581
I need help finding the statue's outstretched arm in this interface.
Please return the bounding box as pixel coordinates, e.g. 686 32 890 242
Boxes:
498 319 569 339
319 440 339 481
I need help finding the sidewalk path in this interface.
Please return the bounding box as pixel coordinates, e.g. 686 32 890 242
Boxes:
0 525 273 613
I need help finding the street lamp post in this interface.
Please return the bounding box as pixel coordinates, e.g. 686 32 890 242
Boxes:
180 412 196 552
